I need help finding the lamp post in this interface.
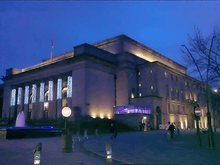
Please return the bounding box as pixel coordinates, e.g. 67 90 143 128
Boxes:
61 107 72 153
62 107 71 130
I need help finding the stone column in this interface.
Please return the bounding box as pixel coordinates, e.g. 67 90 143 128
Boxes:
2 85 11 119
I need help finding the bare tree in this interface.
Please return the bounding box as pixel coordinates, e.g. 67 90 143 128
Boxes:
181 26 219 148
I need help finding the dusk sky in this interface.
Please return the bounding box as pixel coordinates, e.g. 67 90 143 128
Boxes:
0 1 220 84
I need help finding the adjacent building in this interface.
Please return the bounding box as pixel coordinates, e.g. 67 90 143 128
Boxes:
1 35 212 130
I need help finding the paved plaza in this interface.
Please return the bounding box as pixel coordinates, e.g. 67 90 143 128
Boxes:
0 129 220 165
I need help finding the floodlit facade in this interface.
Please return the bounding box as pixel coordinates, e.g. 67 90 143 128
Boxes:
1 35 213 130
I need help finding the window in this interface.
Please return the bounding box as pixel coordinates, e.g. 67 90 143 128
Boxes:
167 102 170 113
24 86 29 104
182 106 185 114
166 85 169 97
150 70 153 73
39 83 45 102
185 81 187 86
171 74 173 80
151 86 154 89
138 72 141 75
32 84 37 103
139 84 141 87
185 91 188 99
67 76 72 98
10 89 16 106
176 76 178 82
171 87 175 100
165 72 167 78
177 105 180 114
139 93 142 97
172 104 175 114
189 93 192 100
48 81 53 101
57 78 62 99
131 93 134 98
181 90 184 101
176 89 179 101
17 87 22 105
194 93 197 101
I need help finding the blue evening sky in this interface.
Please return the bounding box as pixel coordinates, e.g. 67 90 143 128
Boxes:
0 1 220 84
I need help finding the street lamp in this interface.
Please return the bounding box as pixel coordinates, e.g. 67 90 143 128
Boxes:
62 107 71 130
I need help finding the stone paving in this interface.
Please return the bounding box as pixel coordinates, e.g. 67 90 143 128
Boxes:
83 129 220 164
0 135 106 165
1 129 220 165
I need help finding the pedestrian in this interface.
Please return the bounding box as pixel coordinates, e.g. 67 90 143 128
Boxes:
139 122 142 132
142 123 145 131
168 123 175 138
110 123 117 139
147 122 151 131
150 122 153 131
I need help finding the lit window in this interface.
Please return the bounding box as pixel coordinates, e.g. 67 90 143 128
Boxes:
165 72 167 77
139 93 142 97
150 70 153 73
67 76 72 98
176 89 178 93
24 86 29 104
39 83 45 102
185 81 187 86
151 86 153 89
131 93 134 98
48 81 53 101
138 72 140 75
185 91 188 99
139 84 141 87
57 78 62 99
32 84 37 103
194 94 197 101
17 87 22 105
181 90 183 94
10 89 16 106
171 87 173 91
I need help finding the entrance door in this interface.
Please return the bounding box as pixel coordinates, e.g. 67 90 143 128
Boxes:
142 116 147 131
155 106 162 130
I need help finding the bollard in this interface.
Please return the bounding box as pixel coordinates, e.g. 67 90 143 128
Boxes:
96 129 99 137
84 129 88 139
167 130 171 141
62 129 72 153
33 143 42 165
105 142 112 165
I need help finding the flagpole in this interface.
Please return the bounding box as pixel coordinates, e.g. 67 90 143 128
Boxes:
50 40 53 59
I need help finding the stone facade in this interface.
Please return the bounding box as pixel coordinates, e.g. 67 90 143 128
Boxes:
1 35 213 129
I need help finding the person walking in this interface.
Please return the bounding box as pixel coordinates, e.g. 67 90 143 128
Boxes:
168 123 175 139
110 123 116 140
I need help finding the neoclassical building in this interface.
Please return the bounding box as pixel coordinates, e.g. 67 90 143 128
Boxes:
1 35 211 130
